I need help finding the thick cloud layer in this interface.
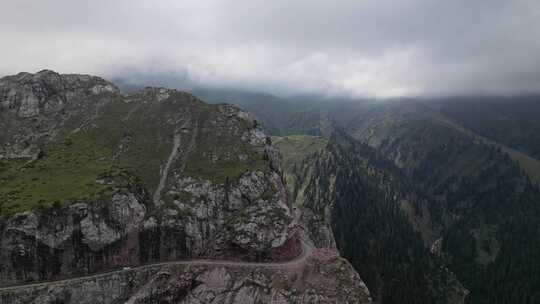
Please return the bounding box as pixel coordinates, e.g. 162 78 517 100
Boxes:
1 0 539 97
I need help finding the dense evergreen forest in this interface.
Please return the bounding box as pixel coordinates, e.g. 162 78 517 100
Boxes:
439 96 540 160
295 131 460 303
293 129 540 304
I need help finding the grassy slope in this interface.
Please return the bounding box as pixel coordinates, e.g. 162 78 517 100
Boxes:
272 135 327 173
0 94 267 217
182 106 267 184
272 134 327 204
439 97 540 161
0 97 163 216
433 114 540 186
0 149 122 216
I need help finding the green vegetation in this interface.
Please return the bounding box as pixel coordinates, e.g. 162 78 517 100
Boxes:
70 97 175 194
224 208 249 229
350 112 540 303
1 92 268 216
192 88 540 303
440 96 540 161
271 278 290 291
273 134 327 197
428 112 540 186
0 143 133 217
183 150 266 184
285 111 335 137
297 132 447 303
272 134 327 173
259 188 275 201
170 190 194 202
183 107 268 184
289 127 540 303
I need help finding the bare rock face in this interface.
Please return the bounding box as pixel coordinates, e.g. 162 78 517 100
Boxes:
0 70 120 160
0 70 118 118
164 167 290 257
0 188 148 284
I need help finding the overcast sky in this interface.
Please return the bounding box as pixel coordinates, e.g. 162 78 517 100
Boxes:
1 0 540 97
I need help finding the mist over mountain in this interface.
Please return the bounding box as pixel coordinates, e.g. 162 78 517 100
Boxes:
2 0 540 98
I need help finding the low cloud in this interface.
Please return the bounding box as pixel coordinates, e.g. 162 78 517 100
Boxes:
1 0 539 97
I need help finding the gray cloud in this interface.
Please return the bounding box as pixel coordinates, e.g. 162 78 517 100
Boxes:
1 0 539 97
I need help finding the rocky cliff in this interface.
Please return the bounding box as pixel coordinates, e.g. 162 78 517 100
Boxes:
0 70 371 303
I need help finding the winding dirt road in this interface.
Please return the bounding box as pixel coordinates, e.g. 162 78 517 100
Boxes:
0 238 313 292
1 188 312 293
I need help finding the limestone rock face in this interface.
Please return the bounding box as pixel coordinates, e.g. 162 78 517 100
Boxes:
158 168 290 258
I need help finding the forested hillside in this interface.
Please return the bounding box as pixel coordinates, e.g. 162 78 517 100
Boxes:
287 130 467 303
439 96 540 160
274 99 540 303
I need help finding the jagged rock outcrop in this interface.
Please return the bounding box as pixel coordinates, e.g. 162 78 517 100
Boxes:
0 70 118 119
